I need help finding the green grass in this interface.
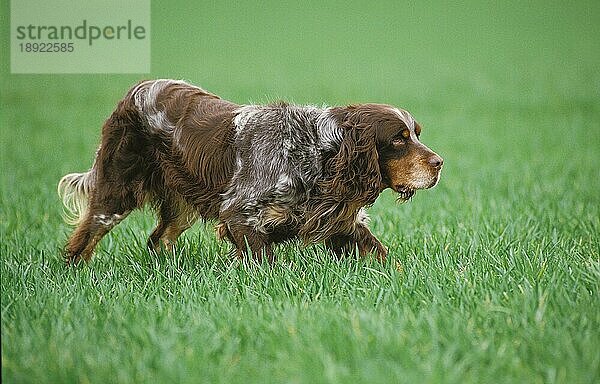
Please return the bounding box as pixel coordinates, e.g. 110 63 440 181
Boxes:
1 1 599 383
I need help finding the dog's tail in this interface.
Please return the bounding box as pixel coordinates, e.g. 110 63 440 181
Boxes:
58 167 96 226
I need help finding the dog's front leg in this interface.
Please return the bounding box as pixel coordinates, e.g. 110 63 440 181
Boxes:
221 222 274 263
325 225 387 262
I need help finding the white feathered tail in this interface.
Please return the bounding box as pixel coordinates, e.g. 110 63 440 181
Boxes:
57 169 95 225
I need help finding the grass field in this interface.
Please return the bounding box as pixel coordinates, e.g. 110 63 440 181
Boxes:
1 1 599 383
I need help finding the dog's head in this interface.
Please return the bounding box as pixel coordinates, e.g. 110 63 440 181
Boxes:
370 104 443 201
327 104 443 204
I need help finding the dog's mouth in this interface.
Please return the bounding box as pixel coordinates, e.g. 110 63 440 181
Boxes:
393 185 415 202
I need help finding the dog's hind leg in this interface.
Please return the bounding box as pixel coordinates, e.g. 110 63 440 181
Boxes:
64 183 139 265
65 208 131 265
147 197 197 254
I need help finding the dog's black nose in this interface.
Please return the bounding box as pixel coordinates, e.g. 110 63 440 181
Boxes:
428 155 444 168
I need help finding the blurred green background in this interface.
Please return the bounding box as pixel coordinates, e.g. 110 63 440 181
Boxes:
1 1 599 383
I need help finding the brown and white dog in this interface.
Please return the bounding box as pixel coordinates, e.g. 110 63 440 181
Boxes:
58 79 443 264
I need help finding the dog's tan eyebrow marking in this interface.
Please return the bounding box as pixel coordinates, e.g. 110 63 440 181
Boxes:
414 122 421 135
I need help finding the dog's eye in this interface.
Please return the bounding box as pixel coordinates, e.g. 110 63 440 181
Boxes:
391 130 411 146
415 124 422 137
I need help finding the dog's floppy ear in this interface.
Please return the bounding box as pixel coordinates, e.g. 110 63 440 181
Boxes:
319 105 381 205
